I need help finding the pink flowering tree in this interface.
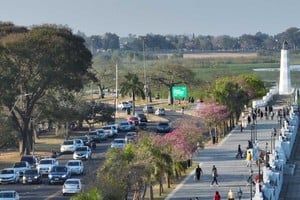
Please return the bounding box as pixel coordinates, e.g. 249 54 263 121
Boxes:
195 103 229 142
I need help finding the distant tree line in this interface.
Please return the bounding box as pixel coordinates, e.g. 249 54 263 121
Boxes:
80 27 300 54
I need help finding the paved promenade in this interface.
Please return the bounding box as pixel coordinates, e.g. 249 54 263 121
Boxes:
166 105 289 200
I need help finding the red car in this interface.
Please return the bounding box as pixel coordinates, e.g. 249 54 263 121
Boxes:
128 116 139 125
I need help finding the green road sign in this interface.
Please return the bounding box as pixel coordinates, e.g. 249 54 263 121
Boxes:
172 86 187 99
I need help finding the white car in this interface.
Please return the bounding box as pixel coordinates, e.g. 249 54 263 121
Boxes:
12 161 30 173
0 190 20 200
102 125 118 137
118 121 132 132
0 168 20 184
155 108 166 116
62 178 82 195
73 146 92 160
37 158 59 175
66 160 84 175
60 139 84 153
110 138 126 149
117 102 132 110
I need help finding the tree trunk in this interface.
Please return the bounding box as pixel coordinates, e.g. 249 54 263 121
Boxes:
168 86 173 105
149 182 154 200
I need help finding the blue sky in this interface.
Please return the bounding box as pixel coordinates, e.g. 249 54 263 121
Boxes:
1 0 299 37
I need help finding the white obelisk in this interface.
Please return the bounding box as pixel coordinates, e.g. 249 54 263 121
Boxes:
279 41 291 95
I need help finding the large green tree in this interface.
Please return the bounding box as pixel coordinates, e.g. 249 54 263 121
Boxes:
0 24 93 155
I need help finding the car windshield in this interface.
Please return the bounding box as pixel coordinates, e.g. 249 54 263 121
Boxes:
21 157 34 163
13 162 26 168
24 169 38 175
120 122 128 125
1 169 14 174
52 166 67 172
76 147 88 151
67 162 80 166
63 140 74 145
89 132 97 135
114 139 125 144
103 127 111 130
78 137 87 141
65 180 79 184
40 160 52 164
159 122 169 126
0 192 14 198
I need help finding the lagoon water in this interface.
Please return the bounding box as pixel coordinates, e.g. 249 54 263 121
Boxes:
253 65 300 71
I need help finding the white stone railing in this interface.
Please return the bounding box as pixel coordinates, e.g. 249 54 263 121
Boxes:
252 87 278 108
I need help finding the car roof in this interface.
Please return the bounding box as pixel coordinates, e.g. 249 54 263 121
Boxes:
67 159 82 163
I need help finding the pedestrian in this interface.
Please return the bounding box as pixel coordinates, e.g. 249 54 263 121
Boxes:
236 144 243 159
246 150 252 167
181 106 185 114
195 164 203 181
213 191 221 200
240 123 243 132
227 189 234 200
211 165 219 186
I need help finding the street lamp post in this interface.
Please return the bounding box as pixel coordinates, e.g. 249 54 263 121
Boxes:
250 166 253 200
265 142 268 166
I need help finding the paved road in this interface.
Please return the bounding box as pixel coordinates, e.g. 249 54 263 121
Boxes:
166 105 286 200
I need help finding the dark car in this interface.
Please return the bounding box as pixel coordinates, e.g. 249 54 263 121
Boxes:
143 105 154 114
135 113 148 122
20 155 39 168
48 166 71 184
22 169 42 184
156 122 171 133
138 122 147 130
88 131 101 143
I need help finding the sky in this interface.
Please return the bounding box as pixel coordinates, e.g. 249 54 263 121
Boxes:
1 0 300 37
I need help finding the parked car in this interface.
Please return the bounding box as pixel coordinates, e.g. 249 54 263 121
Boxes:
117 101 132 110
48 165 71 184
37 158 59 176
20 155 39 168
128 116 139 125
62 178 82 196
155 108 166 116
66 160 84 175
118 121 133 132
135 113 148 122
60 139 83 153
143 105 154 113
156 122 171 133
73 146 92 160
125 132 137 143
0 190 20 200
0 168 19 184
110 138 126 149
22 169 42 184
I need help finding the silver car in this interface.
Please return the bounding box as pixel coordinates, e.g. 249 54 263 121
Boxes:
73 146 92 160
0 168 19 184
62 178 82 195
110 138 126 149
66 160 84 175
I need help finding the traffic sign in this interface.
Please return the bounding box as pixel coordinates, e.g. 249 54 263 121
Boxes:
172 86 187 99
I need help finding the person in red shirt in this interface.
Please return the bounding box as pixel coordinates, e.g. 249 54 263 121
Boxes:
214 191 221 200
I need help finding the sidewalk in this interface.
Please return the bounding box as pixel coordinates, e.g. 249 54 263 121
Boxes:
166 112 282 200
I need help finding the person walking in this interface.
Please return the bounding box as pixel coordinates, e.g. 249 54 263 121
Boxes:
246 150 252 167
227 189 234 200
211 165 219 186
213 191 221 200
236 144 243 159
195 164 203 181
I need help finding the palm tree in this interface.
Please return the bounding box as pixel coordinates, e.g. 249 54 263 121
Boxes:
120 72 145 115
